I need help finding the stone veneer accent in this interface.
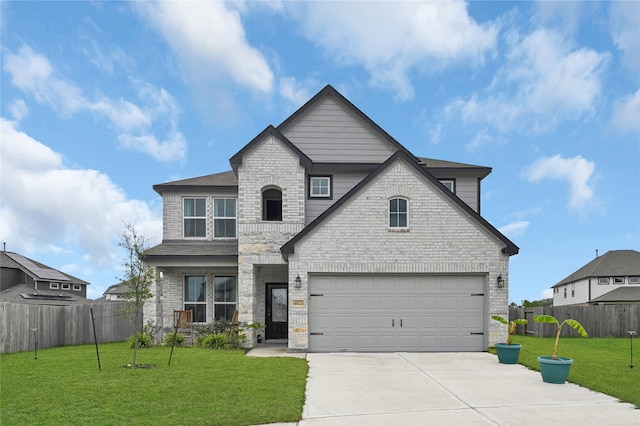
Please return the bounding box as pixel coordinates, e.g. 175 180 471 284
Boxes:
236 136 305 331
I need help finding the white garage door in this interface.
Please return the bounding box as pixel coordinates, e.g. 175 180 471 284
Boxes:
309 275 485 352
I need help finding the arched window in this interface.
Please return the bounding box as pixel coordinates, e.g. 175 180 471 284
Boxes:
389 197 408 228
262 188 282 221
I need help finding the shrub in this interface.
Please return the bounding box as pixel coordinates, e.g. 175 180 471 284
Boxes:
198 333 230 349
163 332 186 347
127 332 153 349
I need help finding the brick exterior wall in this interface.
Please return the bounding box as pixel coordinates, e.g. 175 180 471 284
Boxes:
287 159 509 350
236 136 306 330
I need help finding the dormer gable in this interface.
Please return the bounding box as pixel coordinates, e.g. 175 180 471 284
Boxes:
229 125 312 174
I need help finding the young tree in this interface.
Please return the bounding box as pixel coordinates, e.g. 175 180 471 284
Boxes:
118 223 154 367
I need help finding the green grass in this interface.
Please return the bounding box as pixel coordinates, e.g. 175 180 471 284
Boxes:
0 343 308 426
502 336 640 408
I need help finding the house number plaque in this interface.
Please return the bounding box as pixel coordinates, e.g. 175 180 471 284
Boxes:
291 299 305 307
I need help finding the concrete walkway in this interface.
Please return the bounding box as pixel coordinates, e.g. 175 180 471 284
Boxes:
248 348 639 425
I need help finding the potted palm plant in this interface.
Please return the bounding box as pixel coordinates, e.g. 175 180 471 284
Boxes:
534 315 588 384
491 315 528 364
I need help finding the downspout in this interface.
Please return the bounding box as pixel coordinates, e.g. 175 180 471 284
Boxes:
588 278 591 302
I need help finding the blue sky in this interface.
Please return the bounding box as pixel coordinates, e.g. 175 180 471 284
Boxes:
1 1 638 303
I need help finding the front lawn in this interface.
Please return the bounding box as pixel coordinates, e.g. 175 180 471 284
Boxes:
503 336 639 408
0 343 308 426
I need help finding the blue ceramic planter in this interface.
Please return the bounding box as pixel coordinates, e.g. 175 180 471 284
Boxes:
495 343 522 364
537 356 573 384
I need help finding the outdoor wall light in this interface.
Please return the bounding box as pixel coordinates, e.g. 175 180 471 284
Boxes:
294 275 302 289
497 275 504 288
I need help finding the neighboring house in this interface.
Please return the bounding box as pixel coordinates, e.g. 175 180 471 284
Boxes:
552 250 640 306
102 282 131 301
143 85 518 352
0 250 90 305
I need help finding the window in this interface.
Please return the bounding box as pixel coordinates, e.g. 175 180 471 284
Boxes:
61 283 70 290
50 283 59 289
184 198 206 237
571 283 575 297
598 277 609 285
440 179 455 193
629 276 640 284
563 287 567 298
309 176 331 198
214 198 236 238
613 277 625 285
184 275 206 322
389 198 408 228
73 285 81 291
214 276 237 321
262 188 282 221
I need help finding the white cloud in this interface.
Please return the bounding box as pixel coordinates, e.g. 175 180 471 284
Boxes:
609 1 640 72
611 89 640 137
2 45 186 162
499 220 530 237
279 77 315 109
134 1 274 93
8 99 28 122
0 118 161 268
523 154 596 210
441 28 609 134
290 1 497 101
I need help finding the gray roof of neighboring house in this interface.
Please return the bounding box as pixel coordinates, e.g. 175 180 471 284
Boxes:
1 283 90 306
103 282 131 296
144 240 238 261
553 250 640 288
589 287 640 304
1 251 89 286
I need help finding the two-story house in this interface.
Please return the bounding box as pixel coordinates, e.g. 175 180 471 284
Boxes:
552 250 640 306
143 85 518 352
1 250 90 304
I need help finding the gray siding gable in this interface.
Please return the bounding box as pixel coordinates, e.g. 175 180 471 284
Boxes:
278 85 416 163
281 150 519 256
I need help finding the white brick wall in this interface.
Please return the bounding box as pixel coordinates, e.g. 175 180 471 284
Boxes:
287 159 510 350
237 136 305 327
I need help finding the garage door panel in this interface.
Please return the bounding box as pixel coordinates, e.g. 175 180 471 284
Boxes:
439 296 460 309
309 275 485 352
335 295 355 309
397 296 417 309
354 296 375 309
377 295 396 309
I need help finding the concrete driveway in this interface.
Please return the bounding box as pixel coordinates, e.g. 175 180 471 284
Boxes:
299 352 639 425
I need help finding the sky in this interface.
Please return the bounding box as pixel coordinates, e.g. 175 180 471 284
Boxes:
1 1 638 303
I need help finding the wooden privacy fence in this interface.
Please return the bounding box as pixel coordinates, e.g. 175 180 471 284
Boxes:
0 302 138 354
510 304 639 338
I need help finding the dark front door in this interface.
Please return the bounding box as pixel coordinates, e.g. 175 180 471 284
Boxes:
266 283 288 340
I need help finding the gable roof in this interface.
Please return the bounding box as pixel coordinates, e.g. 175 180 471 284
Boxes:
103 282 131 296
553 250 640 287
277 84 418 162
1 251 89 286
589 286 640 304
281 150 519 256
229 125 312 173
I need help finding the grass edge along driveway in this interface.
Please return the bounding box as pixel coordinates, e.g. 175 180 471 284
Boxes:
502 336 639 408
0 343 309 426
